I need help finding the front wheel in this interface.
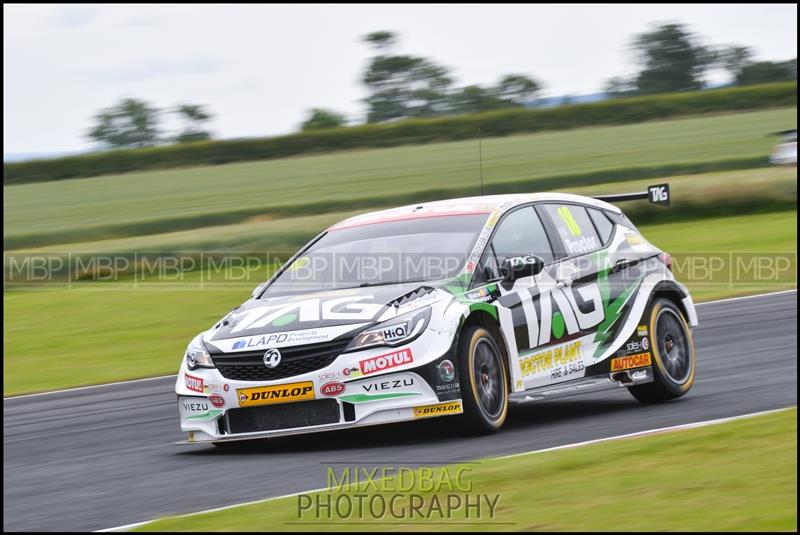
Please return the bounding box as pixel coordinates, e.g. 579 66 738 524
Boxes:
457 325 509 434
628 298 696 403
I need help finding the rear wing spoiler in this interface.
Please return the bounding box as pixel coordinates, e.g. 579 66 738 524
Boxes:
593 183 670 207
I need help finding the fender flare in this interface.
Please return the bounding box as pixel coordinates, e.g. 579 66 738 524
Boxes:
650 279 698 327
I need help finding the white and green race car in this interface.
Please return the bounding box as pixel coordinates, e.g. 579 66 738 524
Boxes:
176 184 697 445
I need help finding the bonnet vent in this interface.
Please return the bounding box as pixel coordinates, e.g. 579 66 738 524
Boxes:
387 286 436 308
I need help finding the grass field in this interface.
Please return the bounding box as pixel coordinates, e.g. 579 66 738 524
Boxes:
3 210 795 396
10 166 796 255
135 408 797 532
4 107 795 248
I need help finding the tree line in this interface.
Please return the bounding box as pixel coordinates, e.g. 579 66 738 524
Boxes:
88 22 796 149
604 22 796 97
88 100 212 149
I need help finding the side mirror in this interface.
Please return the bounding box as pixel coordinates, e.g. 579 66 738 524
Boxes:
251 282 267 299
501 255 544 283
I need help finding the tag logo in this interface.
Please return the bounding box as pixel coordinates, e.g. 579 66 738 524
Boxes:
648 184 670 206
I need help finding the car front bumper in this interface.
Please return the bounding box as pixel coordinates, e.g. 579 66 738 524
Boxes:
175 329 462 444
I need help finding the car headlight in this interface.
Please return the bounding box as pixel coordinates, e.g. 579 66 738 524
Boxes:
185 334 215 370
345 307 431 352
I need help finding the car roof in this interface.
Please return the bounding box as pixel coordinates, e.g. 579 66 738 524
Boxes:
328 192 622 231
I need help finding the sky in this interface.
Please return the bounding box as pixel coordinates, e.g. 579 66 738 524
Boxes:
3 3 797 155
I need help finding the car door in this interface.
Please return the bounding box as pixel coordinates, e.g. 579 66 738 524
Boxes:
471 205 556 391
526 202 618 387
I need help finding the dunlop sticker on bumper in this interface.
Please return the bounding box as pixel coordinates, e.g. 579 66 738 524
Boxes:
237 381 314 407
610 352 652 372
413 401 462 419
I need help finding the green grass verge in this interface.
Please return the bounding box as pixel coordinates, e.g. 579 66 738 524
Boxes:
4 108 795 249
3 210 795 396
135 408 797 532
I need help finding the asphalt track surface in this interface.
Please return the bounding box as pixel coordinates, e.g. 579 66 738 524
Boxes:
3 291 797 532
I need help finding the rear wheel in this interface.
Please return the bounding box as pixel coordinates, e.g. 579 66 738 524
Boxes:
457 325 509 434
628 298 696 403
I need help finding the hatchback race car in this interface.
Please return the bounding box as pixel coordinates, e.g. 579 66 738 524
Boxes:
176 184 698 445
770 129 797 166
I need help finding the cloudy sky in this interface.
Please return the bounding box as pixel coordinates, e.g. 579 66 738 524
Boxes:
3 3 797 155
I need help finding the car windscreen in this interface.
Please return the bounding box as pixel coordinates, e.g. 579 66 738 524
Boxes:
262 214 488 297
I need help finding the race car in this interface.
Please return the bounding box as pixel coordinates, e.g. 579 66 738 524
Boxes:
176 184 697 445
769 129 797 166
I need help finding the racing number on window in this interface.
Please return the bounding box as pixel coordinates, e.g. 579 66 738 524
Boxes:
556 206 582 237
543 204 602 256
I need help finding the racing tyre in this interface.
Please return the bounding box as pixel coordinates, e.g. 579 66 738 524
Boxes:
457 325 509 434
628 298 696 403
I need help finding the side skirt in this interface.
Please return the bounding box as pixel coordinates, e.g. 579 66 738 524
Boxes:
509 368 654 404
